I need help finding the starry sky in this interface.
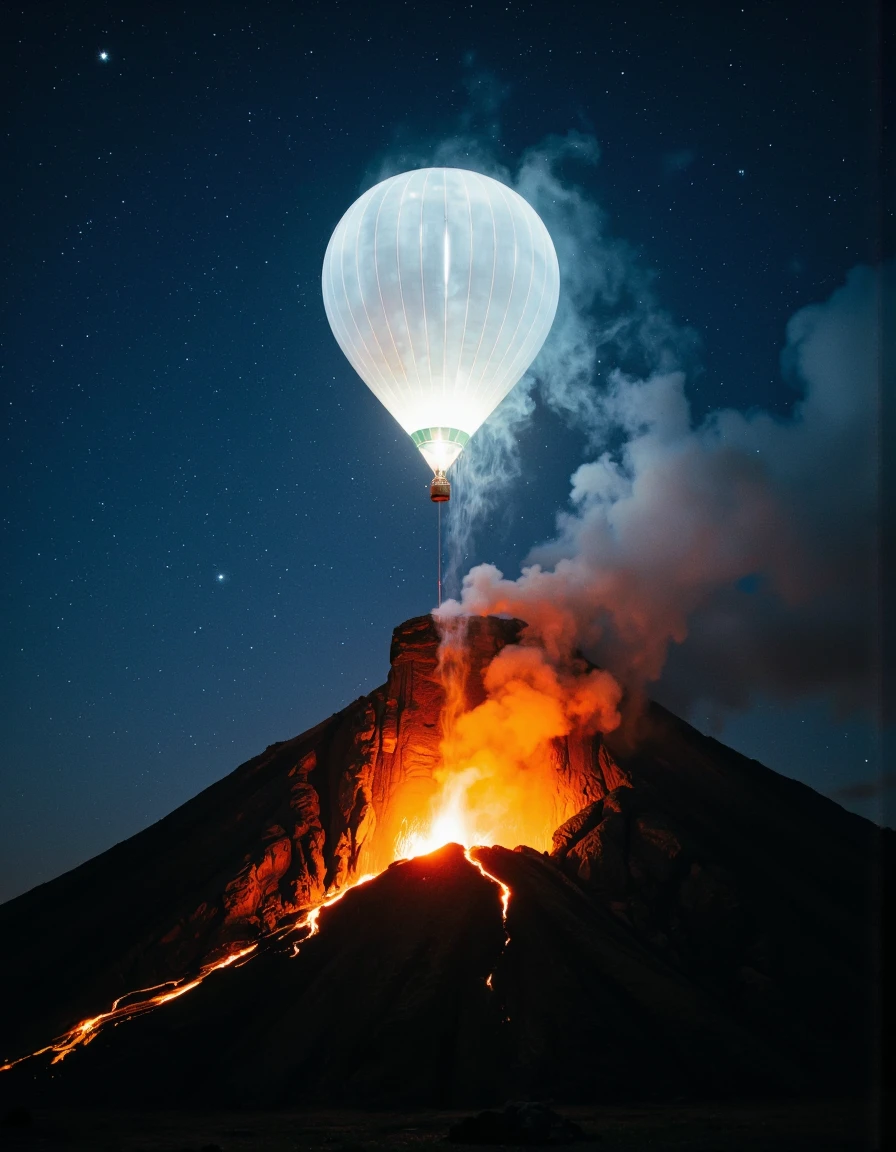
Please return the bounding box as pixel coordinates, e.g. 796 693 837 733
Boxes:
2 0 888 903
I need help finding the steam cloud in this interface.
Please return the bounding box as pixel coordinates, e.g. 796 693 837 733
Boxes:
442 260 881 721
372 87 884 727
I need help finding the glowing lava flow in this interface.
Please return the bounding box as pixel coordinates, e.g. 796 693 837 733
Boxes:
0 944 257 1072
464 847 512 990
397 830 512 987
464 848 511 930
285 872 376 957
1 871 378 1074
2 800 511 1074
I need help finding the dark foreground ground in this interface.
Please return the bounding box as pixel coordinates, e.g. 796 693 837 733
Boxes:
0 1100 877 1152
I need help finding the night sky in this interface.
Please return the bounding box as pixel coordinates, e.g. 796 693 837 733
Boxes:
3 0 888 903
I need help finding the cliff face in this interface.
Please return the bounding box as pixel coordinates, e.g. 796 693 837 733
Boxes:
0 614 885 1104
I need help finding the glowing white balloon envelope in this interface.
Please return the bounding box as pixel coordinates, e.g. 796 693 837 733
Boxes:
321 167 560 500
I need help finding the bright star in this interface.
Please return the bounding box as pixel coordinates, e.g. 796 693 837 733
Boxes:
216 573 227 583
98 50 109 62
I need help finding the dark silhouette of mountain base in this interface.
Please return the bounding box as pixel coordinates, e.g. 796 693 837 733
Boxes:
0 615 886 1108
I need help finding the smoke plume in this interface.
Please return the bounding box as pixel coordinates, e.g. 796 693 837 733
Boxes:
441 264 881 718
373 78 883 733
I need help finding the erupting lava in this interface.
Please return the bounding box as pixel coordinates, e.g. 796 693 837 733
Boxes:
394 768 496 859
390 617 623 864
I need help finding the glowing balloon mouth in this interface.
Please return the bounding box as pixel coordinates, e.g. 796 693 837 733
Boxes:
411 426 470 475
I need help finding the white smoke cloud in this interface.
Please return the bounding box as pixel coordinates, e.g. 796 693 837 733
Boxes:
369 71 885 720
446 264 883 718
368 124 697 591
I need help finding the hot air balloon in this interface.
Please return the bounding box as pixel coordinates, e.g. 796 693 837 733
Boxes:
321 168 560 503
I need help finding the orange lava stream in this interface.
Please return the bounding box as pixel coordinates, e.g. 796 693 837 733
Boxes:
464 848 511 931
286 872 376 957
1 871 379 1074
464 846 512 988
0 944 257 1072
0 845 509 1075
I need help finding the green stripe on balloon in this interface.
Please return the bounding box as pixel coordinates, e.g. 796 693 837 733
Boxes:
410 427 471 448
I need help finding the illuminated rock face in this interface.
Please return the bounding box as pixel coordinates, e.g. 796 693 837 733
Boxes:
360 614 621 873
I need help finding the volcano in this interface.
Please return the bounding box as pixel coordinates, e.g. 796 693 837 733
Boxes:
0 615 886 1109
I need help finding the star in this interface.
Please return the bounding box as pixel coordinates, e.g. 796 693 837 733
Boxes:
98 50 109 62
216 573 227 583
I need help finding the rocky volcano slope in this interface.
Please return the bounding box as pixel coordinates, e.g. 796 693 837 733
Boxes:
0 615 887 1106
